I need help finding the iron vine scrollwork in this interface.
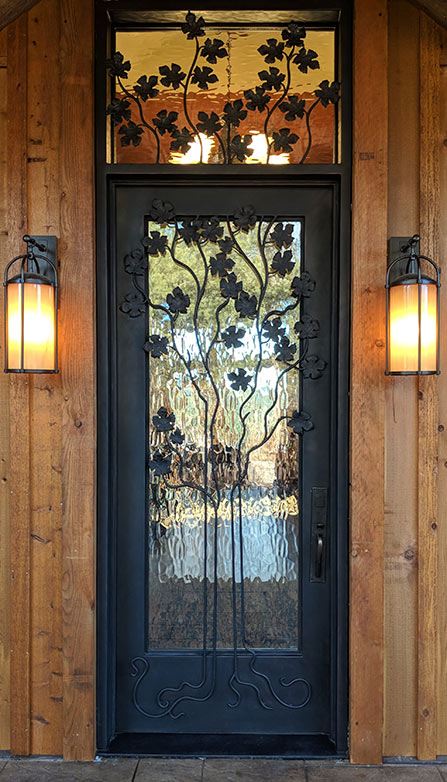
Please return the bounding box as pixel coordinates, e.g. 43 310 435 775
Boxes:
106 12 340 164
120 198 325 718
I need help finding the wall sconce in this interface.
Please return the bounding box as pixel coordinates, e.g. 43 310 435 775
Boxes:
386 234 440 375
4 235 58 373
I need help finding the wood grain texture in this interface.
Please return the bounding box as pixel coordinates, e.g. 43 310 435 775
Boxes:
383 0 419 758
0 0 40 31
437 28 447 758
0 25 10 752
7 14 31 757
350 0 388 765
417 11 440 761
59 0 96 761
27 0 63 755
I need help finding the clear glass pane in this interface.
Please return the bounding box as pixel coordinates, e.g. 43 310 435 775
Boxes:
146 214 302 650
110 18 337 165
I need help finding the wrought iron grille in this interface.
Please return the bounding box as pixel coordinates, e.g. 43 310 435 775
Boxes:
119 199 326 717
107 12 340 164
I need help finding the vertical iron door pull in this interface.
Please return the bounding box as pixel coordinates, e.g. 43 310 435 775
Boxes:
310 487 328 583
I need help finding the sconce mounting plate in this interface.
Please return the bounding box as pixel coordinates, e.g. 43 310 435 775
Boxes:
27 235 57 277
388 235 420 275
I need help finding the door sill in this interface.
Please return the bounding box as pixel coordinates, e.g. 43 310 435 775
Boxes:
101 733 343 758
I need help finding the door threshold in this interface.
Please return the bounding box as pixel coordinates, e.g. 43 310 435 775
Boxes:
101 733 344 758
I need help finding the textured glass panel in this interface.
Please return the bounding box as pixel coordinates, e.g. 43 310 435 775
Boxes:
146 214 303 650
110 17 337 165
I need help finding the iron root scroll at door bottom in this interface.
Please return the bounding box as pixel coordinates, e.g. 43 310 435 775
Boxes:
130 656 312 719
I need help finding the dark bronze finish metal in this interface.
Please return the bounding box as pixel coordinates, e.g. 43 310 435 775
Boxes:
310 487 328 583
3 234 59 374
386 233 441 376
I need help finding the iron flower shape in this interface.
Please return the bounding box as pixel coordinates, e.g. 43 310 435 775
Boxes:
287 410 313 435
272 128 299 153
153 406 176 432
233 205 256 232
124 248 147 275
244 87 271 113
201 37 228 63
281 23 306 48
166 287 191 314
275 336 297 363
120 292 146 318
197 111 222 136
210 253 235 277
200 217 224 243
144 334 169 358
222 100 247 127
279 95 306 121
258 38 285 63
134 74 159 101
294 314 320 339
153 110 179 135
270 222 294 249
235 291 258 319
150 199 175 225
106 51 131 78
301 355 326 379
221 326 246 349
191 65 218 90
271 249 295 277
179 219 203 245
142 231 168 256
218 237 235 254
170 127 195 153
220 273 242 300
119 122 143 147
159 63 186 89
291 271 316 299
228 368 252 391
258 67 286 92
230 134 254 162
181 11 206 39
315 80 340 107
293 47 320 74
106 98 131 124
170 428 185 445
149 450 172 477
263 317 286 343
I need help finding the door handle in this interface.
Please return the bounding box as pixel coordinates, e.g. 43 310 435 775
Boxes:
310 487 328 583
315 533 324 580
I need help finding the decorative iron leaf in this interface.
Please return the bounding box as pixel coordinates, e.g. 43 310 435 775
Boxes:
124 248 147 275
170 127 195 153
314 79 340 107
294 314 320 339
233 205 256 232
275 336 297 363
118 122 143 147
106 98 131 124
220 273 242 300
218 237 235 254
144 334 169 357
281 23 306 48
202 37 228 63
258 38 285 63
159 63 186 89
166 287 191 314
142 231 168 256
244 87 270 113
230 134 254 162
222 100 247 127
153 110 179 135
258 67 286 92
197 111 222 136
149 450 172 476
279 95 306 121
271 249 295 277
293 47 320 74
301 355 326 379
106 51 131 78
191 65 218 90
153 406 175 432
134 74 159 101
270 222 294 249
179 219 203 245
235 291 257 319
210 253 235 277
149 199 176 225
228 367 252 391
291 271 316 299
262 317 286 343
272 128 299 153
181 11 206 39
120 292 146 318
171 428 185 445
200 217 224 242
287 410 313 435
221 326 245 349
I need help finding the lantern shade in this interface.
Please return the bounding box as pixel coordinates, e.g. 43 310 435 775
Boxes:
5 274 57 373
388 277 437 373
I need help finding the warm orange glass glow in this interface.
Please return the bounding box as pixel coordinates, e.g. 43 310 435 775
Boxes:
389 281 437 373
7 281 56 371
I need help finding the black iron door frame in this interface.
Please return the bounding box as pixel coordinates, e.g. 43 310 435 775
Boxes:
95 0 352 757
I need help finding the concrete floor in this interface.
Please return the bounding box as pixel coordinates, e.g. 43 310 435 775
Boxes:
0 758 446 781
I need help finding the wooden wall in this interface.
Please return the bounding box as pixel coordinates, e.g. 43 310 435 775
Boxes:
0 0 95 760
0 0 446 764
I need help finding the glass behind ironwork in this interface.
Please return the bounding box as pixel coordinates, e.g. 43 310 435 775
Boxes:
107 14 338 165
146 215 302 650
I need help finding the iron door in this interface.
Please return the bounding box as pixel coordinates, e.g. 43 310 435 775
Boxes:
112 180 341 748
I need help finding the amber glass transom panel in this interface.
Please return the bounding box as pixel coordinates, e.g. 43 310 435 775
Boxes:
108 14 338 165
138 208 315 651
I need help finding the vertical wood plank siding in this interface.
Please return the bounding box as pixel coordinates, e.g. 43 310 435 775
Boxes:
7 14 31 757
418 12 441 762
60 0 96 761
350 0 388 764
0 26 10 751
